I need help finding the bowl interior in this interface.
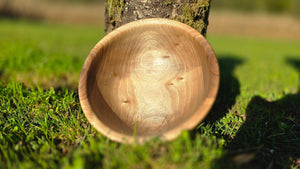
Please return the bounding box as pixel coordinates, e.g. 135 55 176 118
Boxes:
81 19 219 141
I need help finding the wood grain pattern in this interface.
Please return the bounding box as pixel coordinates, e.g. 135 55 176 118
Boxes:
79 18 219 143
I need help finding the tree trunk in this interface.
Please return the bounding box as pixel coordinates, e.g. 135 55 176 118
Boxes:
105 0 211 35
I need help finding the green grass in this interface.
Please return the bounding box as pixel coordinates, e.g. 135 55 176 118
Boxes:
0 19 299 168
0 19 104 88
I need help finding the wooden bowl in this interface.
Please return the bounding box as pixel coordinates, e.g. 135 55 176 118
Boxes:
79 18 219 143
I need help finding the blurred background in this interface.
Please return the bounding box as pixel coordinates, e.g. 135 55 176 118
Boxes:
209 0 300 39
1 0 300 39
0 0 105 24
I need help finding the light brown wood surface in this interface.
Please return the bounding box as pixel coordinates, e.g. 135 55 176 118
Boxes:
79 18 219 143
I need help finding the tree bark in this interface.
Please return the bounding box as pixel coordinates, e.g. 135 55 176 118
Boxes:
105 0 211 35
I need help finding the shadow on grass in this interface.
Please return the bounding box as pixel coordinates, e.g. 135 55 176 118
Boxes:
0 69 9 83
204 56 244 123
220 58 300 168
0 70 3 80
191 56 244 139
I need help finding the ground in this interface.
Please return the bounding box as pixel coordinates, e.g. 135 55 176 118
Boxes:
0 2 299 168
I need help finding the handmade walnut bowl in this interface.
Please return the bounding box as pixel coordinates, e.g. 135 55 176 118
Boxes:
79 18 219 143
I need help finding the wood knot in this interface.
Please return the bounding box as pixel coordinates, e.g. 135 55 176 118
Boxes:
162 55 170 59
111 72 117 77
122 99 130 104
167 82 174 86
177 77 184 81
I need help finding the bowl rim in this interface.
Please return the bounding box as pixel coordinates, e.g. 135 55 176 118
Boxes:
78 18 220 143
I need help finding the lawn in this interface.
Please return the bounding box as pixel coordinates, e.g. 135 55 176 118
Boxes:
0 19 299 169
